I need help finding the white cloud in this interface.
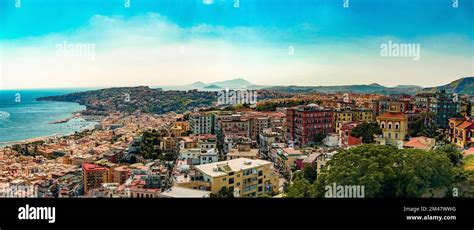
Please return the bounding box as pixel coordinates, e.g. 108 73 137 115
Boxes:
0 13 472 89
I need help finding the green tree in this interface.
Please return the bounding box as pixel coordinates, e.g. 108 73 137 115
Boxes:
285 178 315 198
303 165 318 184
435 144 463 166
257 193 273 198
312 144 458 198
212 187 234 198
410 112 438 138
350 122 382 143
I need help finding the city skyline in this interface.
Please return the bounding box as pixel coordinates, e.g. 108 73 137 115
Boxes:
1 0 473 89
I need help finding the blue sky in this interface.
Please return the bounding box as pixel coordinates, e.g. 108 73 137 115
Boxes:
0 0 473 89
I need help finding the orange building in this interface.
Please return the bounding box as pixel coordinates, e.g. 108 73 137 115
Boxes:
83 163 108 193
448 118 474 148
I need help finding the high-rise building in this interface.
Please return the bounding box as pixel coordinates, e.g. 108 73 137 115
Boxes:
83 163 108 193
189 112 215 134
429 90 460 128
286 104 334 147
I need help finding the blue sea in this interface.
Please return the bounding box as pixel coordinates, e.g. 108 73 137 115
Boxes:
0 89 99 146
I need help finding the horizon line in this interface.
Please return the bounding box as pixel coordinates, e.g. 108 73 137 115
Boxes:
0 76 471 91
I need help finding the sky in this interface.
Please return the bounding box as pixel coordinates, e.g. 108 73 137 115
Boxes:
0 0 473 89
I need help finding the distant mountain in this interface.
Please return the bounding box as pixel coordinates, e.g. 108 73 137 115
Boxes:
420 77 474 95
204 84 223 89
264 77 473 96
187 77 262 90
189 81 206 88
209 78 253 88
394 85 423 90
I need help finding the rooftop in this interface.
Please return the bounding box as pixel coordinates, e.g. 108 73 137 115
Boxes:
377 112 407 120
160 187 210 198
404 136 436 150
82 163 106 172
195 158 272 177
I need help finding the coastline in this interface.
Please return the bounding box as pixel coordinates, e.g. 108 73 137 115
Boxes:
0 108 98 149
0 133 61 148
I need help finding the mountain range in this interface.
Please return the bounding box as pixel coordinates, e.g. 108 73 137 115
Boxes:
187 78 266 90
184 77 473 95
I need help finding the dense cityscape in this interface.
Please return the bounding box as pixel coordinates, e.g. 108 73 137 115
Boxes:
1 77 473 198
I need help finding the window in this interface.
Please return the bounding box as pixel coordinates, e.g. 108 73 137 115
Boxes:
258 170 263 176
258 186 263 192
229 178 234 184
258 178 263 184
222 178 227 182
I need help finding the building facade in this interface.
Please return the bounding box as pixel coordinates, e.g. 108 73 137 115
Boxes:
189 112 215 135
192 158 279 197
376 103 408 148
286 104 334 147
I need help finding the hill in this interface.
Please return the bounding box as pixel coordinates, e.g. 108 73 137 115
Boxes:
264 77 472 95
37 86 217 114
420 77 474 95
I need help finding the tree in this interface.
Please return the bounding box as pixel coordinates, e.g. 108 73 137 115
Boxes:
212 187 234 198
314 133 325 144
435 144 463 166
312 144 459 198
285 178 316 198
257 193 273 198
410 112 438 138
303 165 317 184
350 122 382 143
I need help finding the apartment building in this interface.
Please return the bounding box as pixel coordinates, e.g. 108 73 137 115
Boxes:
192 158 279 197
286 104 334 147
189 112 215 134
82 163 108 193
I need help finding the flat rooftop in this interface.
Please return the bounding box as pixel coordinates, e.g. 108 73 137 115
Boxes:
195 158 272 177
160 187 210 198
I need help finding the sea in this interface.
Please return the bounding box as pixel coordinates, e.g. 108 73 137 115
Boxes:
0 88 99 146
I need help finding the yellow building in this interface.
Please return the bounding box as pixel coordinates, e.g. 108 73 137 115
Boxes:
376 103 408 148
334 110 353 133
191 158 279 197
448 118 473 148
170 126 183 137
160 137 178 152
174 121 190 132
353 109 373 122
